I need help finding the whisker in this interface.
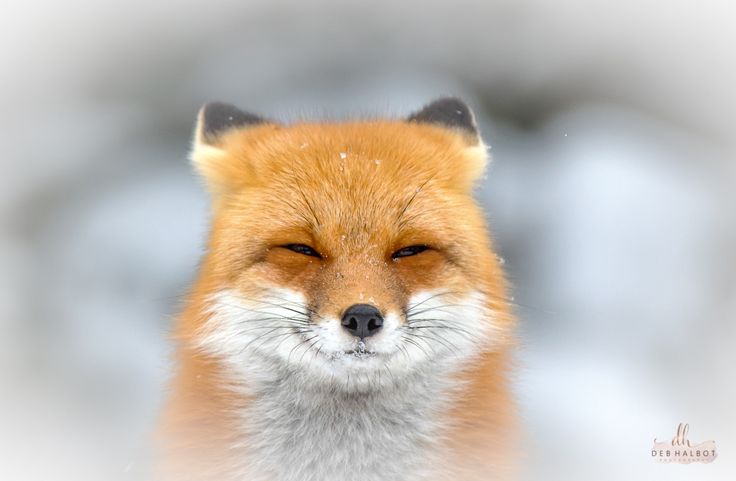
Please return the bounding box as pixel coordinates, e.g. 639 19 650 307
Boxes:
298 336 322 366
215 301 311 323
239 326 308 355
404 330 461 356
287 334 320 367
406 303 469 317
397 343 411 363
230 324 308 337
396 173 437 228
398 205 453 227
209 319 302 346
226 296 318 321
272 328 308 352
248 294 326 321
404 319 476 339
252 330 306 353
400 334 432 360
405 290 460 313
311 342 324 366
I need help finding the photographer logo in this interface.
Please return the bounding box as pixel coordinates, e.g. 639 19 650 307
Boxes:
652 423 717 464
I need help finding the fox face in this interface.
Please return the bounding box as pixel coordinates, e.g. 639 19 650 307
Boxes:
186 98 512 391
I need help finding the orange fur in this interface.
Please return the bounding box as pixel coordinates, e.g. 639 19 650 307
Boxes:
157 114 517 480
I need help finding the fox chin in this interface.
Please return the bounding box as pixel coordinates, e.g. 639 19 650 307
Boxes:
157 97 518 481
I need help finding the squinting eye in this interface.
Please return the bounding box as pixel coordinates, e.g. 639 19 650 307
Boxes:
391 245 429 259
283 244 322 258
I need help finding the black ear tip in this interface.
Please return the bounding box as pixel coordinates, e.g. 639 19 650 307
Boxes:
407 97 478 136
429 96 473 116
198 101 268 142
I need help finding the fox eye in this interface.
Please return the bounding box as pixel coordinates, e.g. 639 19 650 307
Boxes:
283 244 322 258
392 245 429 259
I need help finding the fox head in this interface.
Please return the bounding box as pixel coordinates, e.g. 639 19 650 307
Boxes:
183 98 513 391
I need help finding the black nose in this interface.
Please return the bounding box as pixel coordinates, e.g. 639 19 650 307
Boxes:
341 304 384 339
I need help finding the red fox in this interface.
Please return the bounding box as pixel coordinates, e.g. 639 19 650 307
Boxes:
158 98 517 481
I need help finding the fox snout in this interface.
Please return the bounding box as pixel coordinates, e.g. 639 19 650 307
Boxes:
340 304 384 339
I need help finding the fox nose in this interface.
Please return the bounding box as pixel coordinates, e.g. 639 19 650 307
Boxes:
341 304 384 339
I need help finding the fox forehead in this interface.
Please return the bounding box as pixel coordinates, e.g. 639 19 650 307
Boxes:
216 121 485 190
216 121 487 235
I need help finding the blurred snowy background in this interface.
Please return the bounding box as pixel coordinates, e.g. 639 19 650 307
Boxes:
1 0 734 480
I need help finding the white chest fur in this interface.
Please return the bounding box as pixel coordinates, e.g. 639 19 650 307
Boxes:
197 288 492 480
232 368 460 481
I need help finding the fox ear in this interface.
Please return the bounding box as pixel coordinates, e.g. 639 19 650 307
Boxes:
408 97 489 188
407 97 480 142
190 102 271 195
194 102 268 146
